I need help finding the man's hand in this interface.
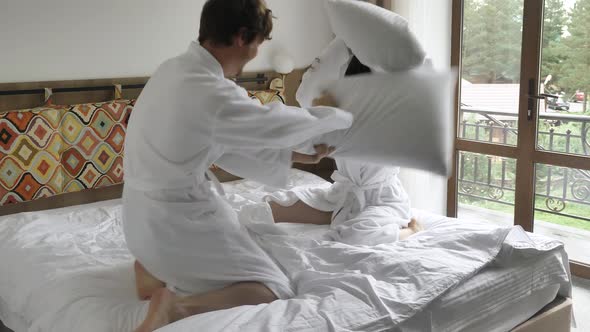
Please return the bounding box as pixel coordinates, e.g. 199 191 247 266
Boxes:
312 93 339 108
292 144 335 164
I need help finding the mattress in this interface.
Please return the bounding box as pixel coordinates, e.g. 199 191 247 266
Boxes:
0 169 571 332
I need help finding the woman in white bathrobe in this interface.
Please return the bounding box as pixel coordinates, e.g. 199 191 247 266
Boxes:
124 1 352 331
268 54 422 245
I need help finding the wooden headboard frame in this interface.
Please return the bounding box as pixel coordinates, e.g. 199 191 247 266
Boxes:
0 68 334 216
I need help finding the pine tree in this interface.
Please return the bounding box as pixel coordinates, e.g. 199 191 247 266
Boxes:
560 0 590 112
462 0 523 83
541 0 568 89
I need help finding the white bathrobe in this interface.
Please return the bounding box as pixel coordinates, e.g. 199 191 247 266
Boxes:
266 43 412 245
266 160 412 245
122 42 352 298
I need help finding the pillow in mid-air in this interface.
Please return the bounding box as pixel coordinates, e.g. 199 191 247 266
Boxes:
324 0 426 72
296 38 352 108
296 0 455 176
311 68 455 177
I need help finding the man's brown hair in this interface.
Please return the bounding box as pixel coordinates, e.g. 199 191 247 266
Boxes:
198 0 274 46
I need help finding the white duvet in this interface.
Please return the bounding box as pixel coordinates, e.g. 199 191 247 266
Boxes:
161 217 564 332
0 170 570 332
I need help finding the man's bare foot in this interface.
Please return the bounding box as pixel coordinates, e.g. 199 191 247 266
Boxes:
408 218 424 232
134 288 180 332
399 218 424 240
135 261 166 300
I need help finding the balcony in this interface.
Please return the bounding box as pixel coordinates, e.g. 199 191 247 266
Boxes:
457 107 590 263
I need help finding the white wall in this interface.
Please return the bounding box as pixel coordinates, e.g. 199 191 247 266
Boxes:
393 0 453 215
0 0 334 83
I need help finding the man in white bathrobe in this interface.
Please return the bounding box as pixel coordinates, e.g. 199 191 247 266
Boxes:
122 1 352 331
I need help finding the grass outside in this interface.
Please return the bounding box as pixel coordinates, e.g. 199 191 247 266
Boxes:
459 194 590 231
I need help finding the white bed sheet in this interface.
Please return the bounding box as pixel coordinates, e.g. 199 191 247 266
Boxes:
0 169 570 332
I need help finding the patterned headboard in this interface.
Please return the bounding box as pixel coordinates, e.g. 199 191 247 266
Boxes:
0 89 285 207
0 101 131 205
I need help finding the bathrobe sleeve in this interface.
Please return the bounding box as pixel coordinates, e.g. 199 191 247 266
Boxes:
212 89 352 149
211 86 351 187
214 149 293 188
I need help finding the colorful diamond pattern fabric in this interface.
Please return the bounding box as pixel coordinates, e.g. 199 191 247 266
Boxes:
0 100 134 205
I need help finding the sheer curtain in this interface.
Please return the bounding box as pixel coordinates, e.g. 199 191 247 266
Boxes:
391 0 453 215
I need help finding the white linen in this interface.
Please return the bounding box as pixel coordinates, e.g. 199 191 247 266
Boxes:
399 210 571 332
157 220 568 332
159 258 567 332
122 41 352 299
0 170 571 332
0 199 148 332
324 0 425 72
0 297 26 332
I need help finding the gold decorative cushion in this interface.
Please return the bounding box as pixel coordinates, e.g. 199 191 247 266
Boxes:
248 89 286 105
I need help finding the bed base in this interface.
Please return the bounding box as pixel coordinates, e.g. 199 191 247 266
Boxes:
0 296 572 332
511 296 572 332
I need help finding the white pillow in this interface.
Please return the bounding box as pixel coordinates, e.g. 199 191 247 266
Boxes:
296 38 352 108
314 68 455 176
325 0 425 72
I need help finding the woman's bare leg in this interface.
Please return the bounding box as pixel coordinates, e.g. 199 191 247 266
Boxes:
135 261 166 300
269 200 332 225
399 218 424 240
135 282 277 332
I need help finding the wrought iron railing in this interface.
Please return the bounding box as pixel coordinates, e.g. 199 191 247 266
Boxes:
458 107 590 223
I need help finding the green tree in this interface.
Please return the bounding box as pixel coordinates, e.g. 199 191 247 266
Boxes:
560 0 590 112
543 0 568 45
462 0 523 83
541 0 569 90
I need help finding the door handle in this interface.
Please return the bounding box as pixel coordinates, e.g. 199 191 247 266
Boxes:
527 79 558 121
528 78 558 100
529 93 559 100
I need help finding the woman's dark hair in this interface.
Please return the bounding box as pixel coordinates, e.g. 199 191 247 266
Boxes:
345 56 372 77
198 0 274 46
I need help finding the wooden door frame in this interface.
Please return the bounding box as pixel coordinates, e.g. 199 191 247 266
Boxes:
513 0 544 233
449 0 590 278
447 0 463 218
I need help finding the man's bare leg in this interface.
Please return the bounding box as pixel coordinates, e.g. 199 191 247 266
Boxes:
134 282 277 332
135 261 166 300
269 200 332 225
399 218 424 240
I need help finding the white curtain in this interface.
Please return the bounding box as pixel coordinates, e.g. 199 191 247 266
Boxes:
392 0 453 215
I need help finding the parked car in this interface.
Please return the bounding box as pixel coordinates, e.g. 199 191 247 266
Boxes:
573 91 585 103
547 96 570 111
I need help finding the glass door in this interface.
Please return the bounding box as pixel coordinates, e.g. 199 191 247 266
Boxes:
453 0 525 226
450 0 590 277
533 0 590 267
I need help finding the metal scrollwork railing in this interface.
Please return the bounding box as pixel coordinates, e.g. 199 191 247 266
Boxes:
458 107 590 223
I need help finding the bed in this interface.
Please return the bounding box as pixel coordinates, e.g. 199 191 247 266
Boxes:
0 169 573 332
0 76 573 332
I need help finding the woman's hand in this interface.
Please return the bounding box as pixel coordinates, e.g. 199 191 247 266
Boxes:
292 144 335 164
312 93 339 108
